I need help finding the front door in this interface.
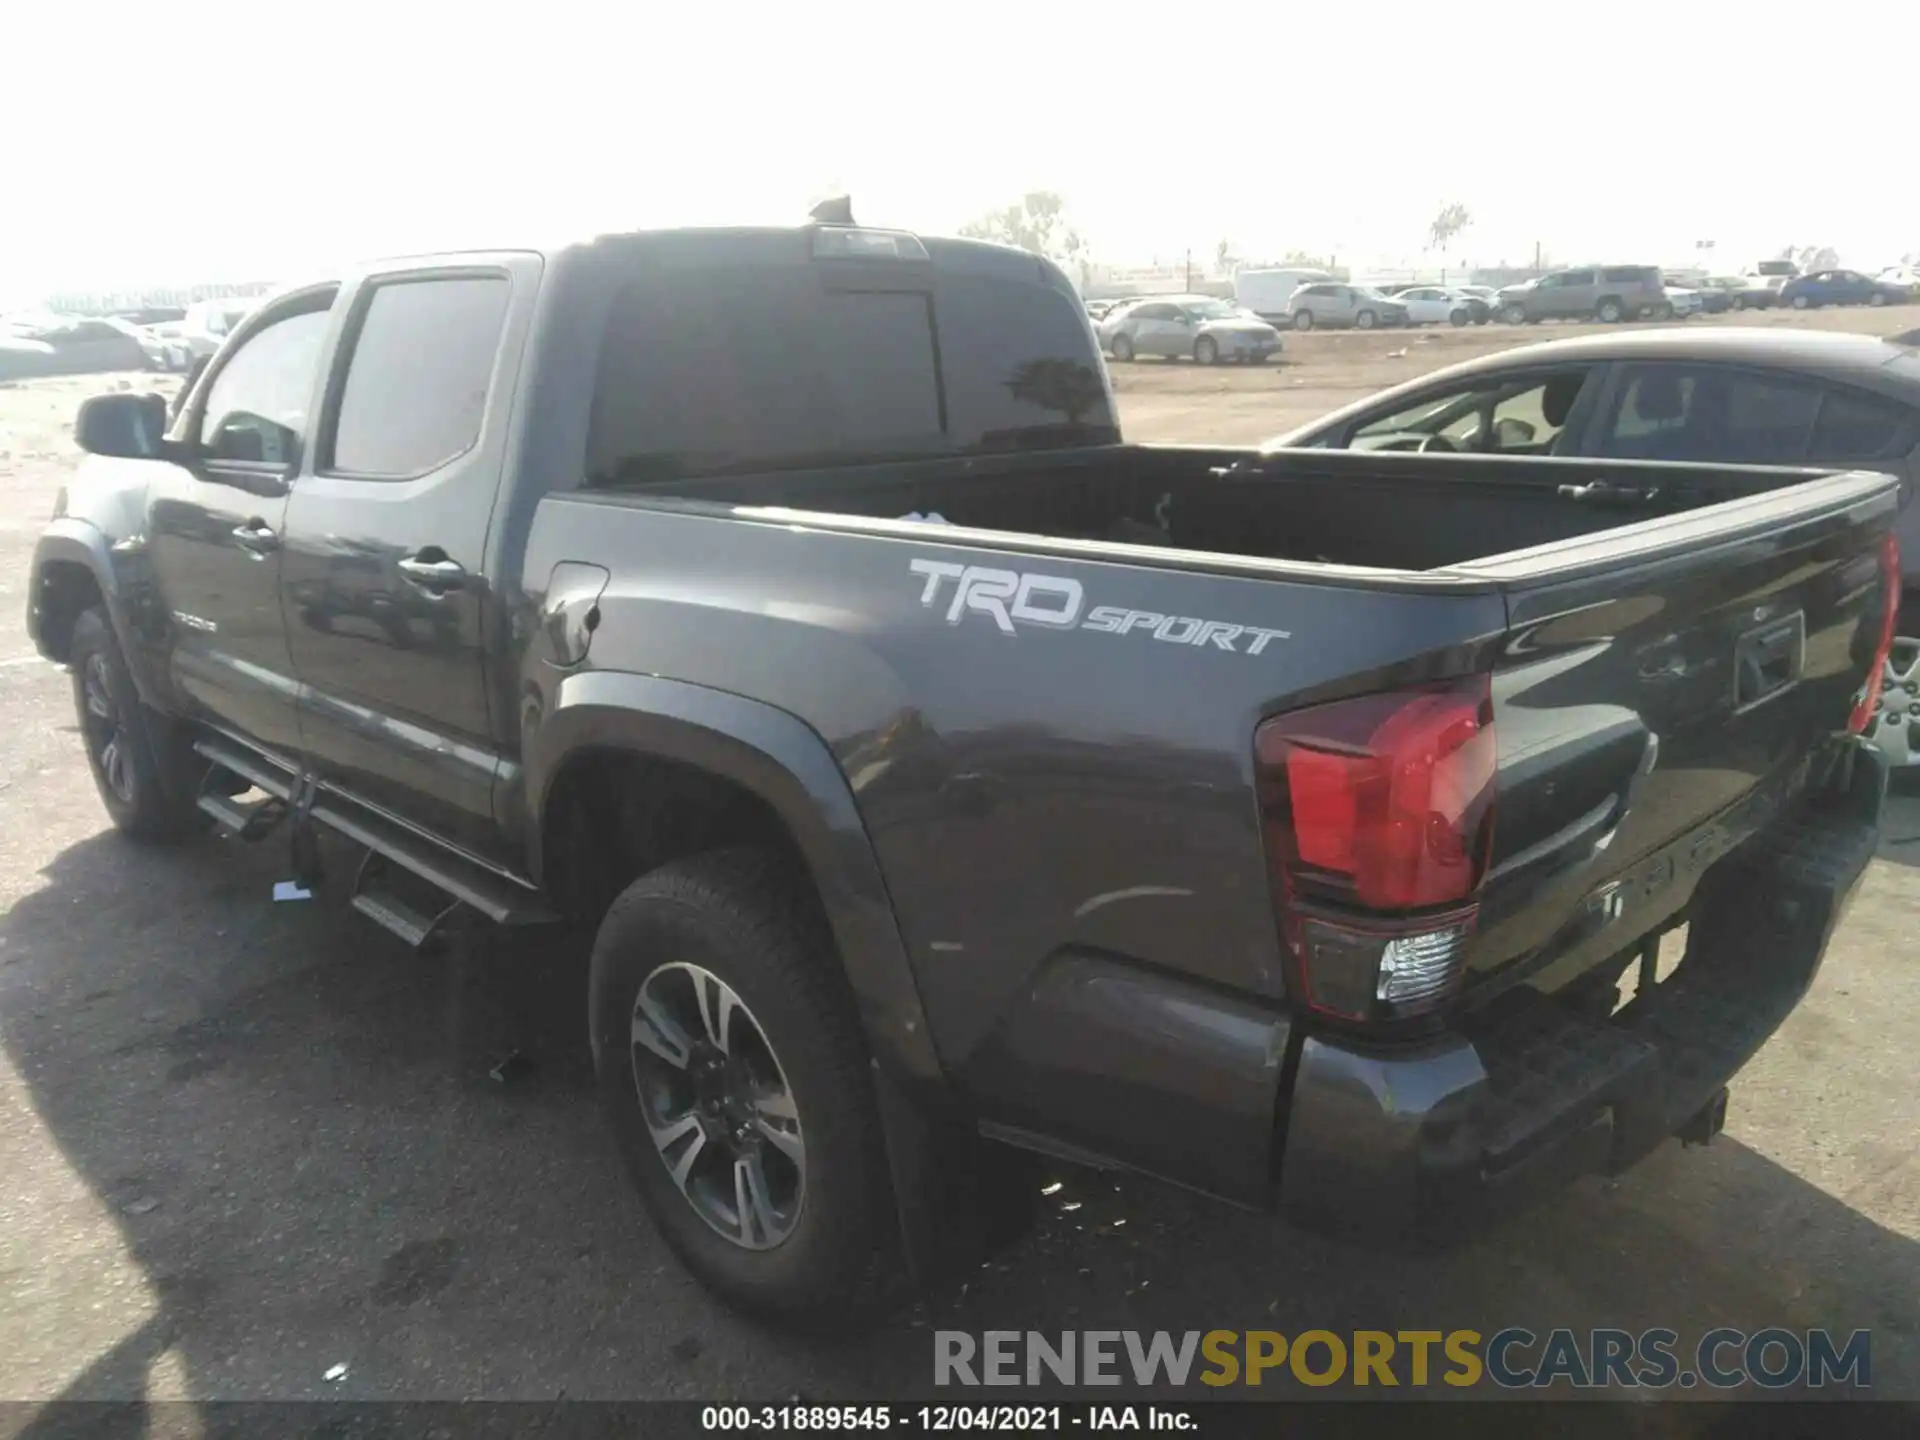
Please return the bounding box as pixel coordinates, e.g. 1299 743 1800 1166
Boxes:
279 262 523 861
146 290 337 757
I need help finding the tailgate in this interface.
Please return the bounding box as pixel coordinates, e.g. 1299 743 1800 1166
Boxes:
1449 467 1900 992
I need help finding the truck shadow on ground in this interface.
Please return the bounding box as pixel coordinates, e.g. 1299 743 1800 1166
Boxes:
1 827 1915 1423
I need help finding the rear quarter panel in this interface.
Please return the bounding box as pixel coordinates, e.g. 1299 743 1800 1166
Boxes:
514 495 1509 1192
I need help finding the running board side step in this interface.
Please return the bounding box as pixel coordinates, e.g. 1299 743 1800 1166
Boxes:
196 788 289 840
190 734 559 941
350 850 464 950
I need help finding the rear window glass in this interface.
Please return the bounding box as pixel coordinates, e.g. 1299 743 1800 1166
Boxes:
586 262 1113 484
935 270 1117 451
1601 266 1657 284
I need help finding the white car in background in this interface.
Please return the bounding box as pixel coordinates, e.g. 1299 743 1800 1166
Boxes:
1879 266 1920 298
1393 286 1478 327
175 298 257 359
1661 285 1705 319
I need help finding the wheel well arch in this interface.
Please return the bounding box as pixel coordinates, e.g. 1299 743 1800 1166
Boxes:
539 745 806 925
524 671 944 1088
33 559 105 663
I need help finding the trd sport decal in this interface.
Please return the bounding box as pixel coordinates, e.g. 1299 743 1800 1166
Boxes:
909 559 1289 654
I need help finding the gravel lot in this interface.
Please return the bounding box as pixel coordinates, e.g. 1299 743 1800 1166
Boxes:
1 311 1916 1408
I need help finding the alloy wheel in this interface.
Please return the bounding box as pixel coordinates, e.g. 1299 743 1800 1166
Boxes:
82 653 134 803
629 961 806 1250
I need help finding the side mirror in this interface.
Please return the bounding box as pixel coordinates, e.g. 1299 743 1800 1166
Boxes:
75 392 170 460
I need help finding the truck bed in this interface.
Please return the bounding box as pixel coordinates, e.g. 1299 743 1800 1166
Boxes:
603 443 1864 574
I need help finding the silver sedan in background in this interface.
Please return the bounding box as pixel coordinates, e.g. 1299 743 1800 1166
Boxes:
1100 295 1283 364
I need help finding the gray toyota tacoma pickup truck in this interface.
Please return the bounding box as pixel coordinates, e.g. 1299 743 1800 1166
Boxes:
27 220 1902 1320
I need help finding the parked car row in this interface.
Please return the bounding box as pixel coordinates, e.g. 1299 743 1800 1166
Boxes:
0 315 191 380
0 297 261 382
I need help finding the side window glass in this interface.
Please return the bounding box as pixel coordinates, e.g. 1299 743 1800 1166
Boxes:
1596 365 1821 463
197 308 331 465
1810 389 1914 463
1487 371 1589 453
327 276 510 478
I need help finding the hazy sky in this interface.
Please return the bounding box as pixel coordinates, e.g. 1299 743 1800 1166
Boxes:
6 0 1915 302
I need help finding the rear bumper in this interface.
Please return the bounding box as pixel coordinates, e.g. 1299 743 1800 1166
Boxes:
1276 742 1886 1244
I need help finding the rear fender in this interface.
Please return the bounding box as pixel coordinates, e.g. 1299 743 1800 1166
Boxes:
523 668 944 1089
525 670 996 1284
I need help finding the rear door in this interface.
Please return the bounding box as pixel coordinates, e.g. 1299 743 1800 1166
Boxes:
278 257 533 860
1555 269 1598 317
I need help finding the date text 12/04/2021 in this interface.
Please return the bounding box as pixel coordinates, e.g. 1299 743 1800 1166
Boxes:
702 1406 1193 1431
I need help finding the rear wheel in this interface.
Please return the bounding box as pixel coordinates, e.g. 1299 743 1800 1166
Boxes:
69 608 204 842
1355 309 1377 330
1500 303 1527 325
1655 301 1676 321
1193 336 1219 365
1870 291 1888 307
1292 309 1314 331
1792 293 1811 309
1449 309 1469 327
1109 333 1134 362
589 848 899 1322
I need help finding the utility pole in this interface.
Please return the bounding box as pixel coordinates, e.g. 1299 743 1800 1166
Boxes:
1533 239 1542 273
1184 248 1192 291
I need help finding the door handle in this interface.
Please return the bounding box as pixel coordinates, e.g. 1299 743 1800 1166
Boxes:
397 553 467 590
231 520 279 555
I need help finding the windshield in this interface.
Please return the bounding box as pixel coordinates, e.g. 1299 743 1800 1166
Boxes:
1181 300 1238 320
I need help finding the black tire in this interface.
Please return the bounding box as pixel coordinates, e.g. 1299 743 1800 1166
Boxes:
1449 309 1469 327
1293 309 1314 331
1193 336 1218 365
69 608 204 842
588 848 899 1322
1110 333 1134 362
1500 303 1527 325
1596 298 1625 324
1870 292 1888 307
1792 294 1811 309
1355 309 1377 330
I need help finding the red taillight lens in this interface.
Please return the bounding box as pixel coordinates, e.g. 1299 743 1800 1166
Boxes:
1258 677 1496 909
1848 532 1901 735
1255 675 1496 1021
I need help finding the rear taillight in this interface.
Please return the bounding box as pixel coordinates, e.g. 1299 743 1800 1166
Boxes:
1255 675 1496 1023
1848 532 1901 735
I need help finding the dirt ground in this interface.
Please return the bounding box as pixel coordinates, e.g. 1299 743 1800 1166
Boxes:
0 312 1916 1411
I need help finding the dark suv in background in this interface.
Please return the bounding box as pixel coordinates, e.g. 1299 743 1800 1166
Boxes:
1498 265 1669 325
